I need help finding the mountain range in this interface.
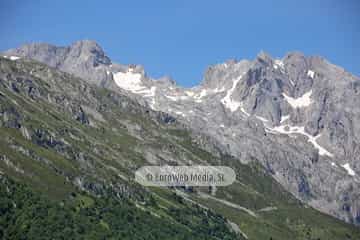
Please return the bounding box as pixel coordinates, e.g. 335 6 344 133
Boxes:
1 40 360 239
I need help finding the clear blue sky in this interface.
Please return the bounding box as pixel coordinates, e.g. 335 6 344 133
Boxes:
0 0 359 86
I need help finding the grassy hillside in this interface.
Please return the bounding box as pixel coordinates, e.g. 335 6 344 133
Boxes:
0 176 240 240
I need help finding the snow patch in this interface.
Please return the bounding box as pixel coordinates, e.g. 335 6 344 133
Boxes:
289 78 295 85
308 134 333 157
213 86 226 93
113 70 144 92
280 115 290 123
175 111 186 117
140 86 156 97
273 59 284 70
165 94 189 101
165 95 178 101
183 87 225 104
10 56 20 60
3 55 20 61
221 73 246 112
197 89 208 98
241 107 250 116
179 95 190 100
149 98 156 110
283 90 313 108
307 70 315 79
192 89 209 103
185 91 195 97
113 70 157 109
255 115 268 122
342 163 356 176
266 125 333 157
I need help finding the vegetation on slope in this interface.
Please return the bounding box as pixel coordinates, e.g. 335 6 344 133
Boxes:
0 176 240 240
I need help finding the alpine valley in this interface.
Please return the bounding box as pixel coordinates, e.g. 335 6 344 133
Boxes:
1 40 359 239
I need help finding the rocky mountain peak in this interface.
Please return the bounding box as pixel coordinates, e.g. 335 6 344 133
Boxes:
201 59 251 89
3 42 68 68
283 51 306 62
155 75 176 86
3 40 114 85
68 40 111 66
255 50 273 65
70 39 102 50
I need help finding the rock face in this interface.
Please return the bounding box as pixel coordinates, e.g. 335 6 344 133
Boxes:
4 40 360 224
